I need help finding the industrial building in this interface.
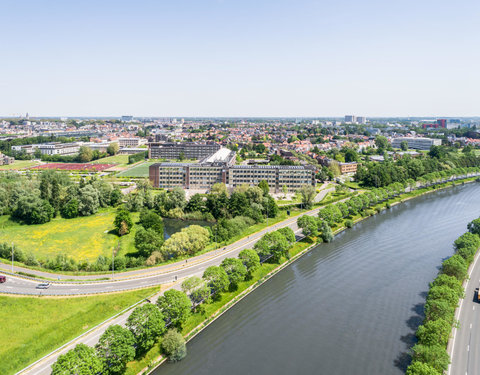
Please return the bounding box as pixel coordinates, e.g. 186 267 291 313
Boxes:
11 142 80 156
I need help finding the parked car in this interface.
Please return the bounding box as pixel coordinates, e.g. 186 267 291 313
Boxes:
36 283 50 289
0 275 6 283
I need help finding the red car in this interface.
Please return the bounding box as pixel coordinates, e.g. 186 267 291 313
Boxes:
0 275 6 283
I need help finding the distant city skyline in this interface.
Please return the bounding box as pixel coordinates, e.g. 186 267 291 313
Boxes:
1 0 479 117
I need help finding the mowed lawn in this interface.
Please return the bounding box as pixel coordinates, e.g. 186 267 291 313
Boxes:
0 287 161 375
0 209 121 262
0 160 40 170
116 161 154 177
90 154 130 165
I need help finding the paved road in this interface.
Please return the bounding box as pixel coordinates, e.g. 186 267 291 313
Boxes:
0 206 322 296
448 251 480 375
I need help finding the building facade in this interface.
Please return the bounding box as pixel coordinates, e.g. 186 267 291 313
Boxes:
148 142 221 160
391 137 441 150
12 142 80 156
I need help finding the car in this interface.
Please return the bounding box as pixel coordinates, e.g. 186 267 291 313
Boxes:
0 275 6 283
36 283 50 289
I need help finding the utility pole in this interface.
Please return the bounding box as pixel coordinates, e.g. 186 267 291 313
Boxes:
112 247 115 280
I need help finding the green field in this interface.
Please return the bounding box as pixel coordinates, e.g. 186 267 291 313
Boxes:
0 208 134 262
116 161 155 177
0 286 161 375
0 160 40 170
90 154 130 165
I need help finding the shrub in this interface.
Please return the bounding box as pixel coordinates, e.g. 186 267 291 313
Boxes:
161 329 187 362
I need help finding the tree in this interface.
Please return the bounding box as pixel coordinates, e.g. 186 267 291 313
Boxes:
282 184 288 198
220 257 247 290
430 274 464 298
78 146 93 162
424 298 456 322
166 187 187 211
157 289 191 328
467 218 480 235
181 276 211 304
411 344 450 373
416 318 451 347
203 266 229 295
95 325 136 375
441 254 467 281
454 232 480 251
298 185 316 209
277 227 295 245
228 192 249 217
238 249 260 278
375 135 389 152
135 227 164 257
52 344 103 375
297 215 318 237
161 225 210 258
344 148 358 162
77 185 99 216
400 140 409 151
161 329 187 362
60 198 79 219
258 180 269 195
114 207 133 236
139 209 164 233
206 191 229 219
185 193 206 213
320 220 333 243
254 231 290 263
12 195 54 225
210 182 228 195
126 304 166 355
263 194 279 218
107 142 119 156
178 151 186 161
406 361 442 375
427 285 458 307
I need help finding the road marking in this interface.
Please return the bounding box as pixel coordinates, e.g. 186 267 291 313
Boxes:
70 288 79 291
467 345 470 351
470 323 473 329
473 306 475 311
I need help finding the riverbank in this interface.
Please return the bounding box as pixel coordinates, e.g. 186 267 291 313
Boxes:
135 178 479 375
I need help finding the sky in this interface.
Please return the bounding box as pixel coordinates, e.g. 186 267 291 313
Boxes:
0 0 479 118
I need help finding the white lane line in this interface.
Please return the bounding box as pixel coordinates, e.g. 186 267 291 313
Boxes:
70 288 79 291
473 306 476 311
467 345 470 351
470 323 473 329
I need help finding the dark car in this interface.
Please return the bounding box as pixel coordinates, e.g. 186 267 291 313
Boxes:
36 283 50 289
0 275 6 283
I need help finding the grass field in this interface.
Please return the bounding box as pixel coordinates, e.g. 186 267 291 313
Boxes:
0 286 161 375
116 162 155 177
0 208 128 262
0 160 40 170
90 154 130 165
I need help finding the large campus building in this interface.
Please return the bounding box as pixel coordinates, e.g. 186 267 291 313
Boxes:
391 137 441 150
148 141 221 160
149 145 316 192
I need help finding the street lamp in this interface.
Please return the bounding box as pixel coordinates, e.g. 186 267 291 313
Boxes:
11 242 14 273
112 247 115 280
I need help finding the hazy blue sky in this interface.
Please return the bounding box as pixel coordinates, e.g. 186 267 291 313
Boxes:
1 0 479 117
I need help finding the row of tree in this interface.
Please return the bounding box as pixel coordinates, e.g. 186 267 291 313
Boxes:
406 218 480 375
0 171 122 224
355 147 480 187
51 226 298 374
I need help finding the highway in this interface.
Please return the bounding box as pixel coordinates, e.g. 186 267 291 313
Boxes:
0 203 325 296
448 251 480 375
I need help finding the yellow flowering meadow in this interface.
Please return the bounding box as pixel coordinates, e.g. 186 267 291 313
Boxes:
0 208 122 262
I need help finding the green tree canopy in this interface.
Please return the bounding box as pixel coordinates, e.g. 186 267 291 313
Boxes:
95 325 136 375
157 289 191 328
52 344 103 375
126 304 166 355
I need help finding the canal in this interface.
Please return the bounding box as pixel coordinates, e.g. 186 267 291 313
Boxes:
155 183 480 375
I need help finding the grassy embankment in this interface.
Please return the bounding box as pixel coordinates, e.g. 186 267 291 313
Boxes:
0 286 161 375
123 237 316 375
0 160 40 170
90 154 130 166
116 162 156 178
